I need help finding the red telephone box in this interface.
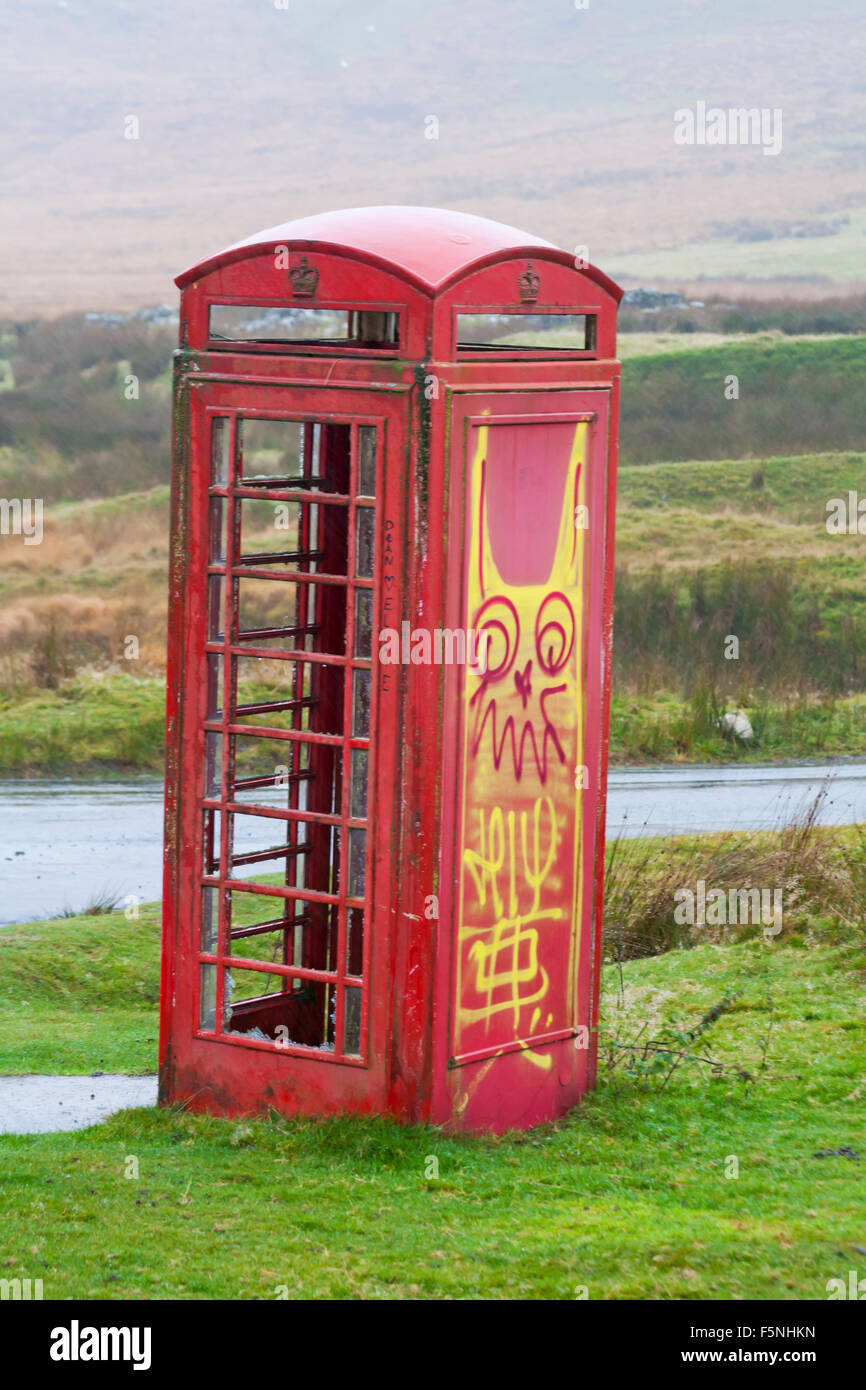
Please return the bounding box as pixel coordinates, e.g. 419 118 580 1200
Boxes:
159 206 622 1132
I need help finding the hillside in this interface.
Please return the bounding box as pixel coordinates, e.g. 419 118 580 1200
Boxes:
3 329 866 767
1 0 865 313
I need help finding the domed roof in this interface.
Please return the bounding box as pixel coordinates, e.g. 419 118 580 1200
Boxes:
175 205 622 300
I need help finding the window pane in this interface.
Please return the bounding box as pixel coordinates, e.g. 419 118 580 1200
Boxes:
205 731 223 798
347 827 366 899
209 496 227 562
343 986 362 1055
358 426 376 496
199 964 217 1030
352 669 371 738
355 508 375 578
350 748 368 820
203 808 221 876
354 590 373 658
201 888 219 953
211 418 229 485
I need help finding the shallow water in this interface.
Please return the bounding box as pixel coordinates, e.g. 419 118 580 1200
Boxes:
1 761 863 927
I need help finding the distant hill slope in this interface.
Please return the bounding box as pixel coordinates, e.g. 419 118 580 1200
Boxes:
1 0 864 313
620 337 866 464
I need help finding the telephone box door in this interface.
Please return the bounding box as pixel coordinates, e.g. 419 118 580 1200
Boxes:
440 390 612 1129
163 380 404 1114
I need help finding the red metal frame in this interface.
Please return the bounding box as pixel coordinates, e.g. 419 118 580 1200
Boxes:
160 207 621 1131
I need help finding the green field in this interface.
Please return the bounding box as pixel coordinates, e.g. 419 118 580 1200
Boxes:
3 334 866 770
1 858 863 1299
608 206 866 287
619 336 866 466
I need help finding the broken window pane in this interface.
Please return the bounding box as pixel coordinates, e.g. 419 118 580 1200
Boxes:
224 964 336 1051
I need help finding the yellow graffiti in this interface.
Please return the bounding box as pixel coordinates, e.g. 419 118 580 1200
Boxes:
455 413 589 1052
460 795 562 1030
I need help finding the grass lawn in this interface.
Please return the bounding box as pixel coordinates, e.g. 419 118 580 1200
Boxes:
0 883 863 1299
0 901 160 1074
4 671 866 773
610 691 866 763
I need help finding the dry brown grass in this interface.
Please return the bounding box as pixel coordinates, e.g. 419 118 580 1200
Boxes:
603 789 866 961
0 489 292 691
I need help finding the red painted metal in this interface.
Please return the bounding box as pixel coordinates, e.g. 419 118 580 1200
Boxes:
160 206 622 1132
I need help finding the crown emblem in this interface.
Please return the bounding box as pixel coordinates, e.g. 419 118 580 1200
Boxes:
289 255 319 297
518 261 541 304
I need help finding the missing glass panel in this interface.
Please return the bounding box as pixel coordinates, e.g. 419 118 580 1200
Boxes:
236 578 347 656
211 307 346 344
457 313 596 352
234 655 345 736
203 808 221 876
232 733 322 808
238 418 307 483
228 891 311 977
207 574 225 642
207 653 224 718
210 306 399 349
224 964 337 1050
228 809 340 891
239 497 349 579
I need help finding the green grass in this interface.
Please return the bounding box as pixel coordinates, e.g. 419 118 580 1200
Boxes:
0 891 863 1298
0 671 167 775
610 692 866 763
618 449 866 525
3 671 866 773
0 901 160 1073
619 336 866 465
